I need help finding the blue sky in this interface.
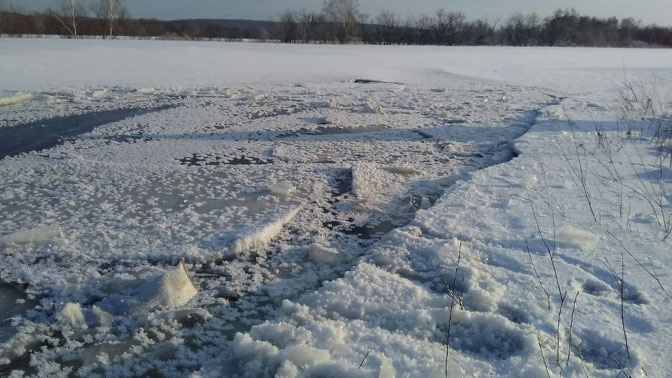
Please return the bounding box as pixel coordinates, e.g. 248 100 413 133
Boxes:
9 0 672 26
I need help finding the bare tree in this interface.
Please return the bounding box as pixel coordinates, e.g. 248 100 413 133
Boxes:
30 11 49 35
92 0 126 38
52 0 85 37
415 15 436 44
279 10 297 43
0 0 6 32
435 9 465 45
375 10 398 44
501 13 540 46
463 19 495 45
0 0 20 34
322 0 361 43
618 17 639 46
298 10 324 43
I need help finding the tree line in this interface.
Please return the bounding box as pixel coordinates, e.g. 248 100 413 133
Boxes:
0 0 265 40
1 0 671 47
279 1 672 47
0 0 130 38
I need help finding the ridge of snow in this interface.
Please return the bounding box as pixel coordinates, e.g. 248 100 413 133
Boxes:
230 206 302 256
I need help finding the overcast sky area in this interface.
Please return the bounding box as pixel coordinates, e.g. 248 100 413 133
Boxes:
8 0 672 26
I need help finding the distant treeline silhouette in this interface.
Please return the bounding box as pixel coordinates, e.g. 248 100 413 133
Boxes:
279 5 672 47
1 4 671 47
0 10 268 40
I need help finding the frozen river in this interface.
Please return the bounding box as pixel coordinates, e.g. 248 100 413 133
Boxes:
1 40 672 377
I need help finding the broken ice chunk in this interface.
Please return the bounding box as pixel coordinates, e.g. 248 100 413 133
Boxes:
268 181 296 197
135 261 198 312
95 262 199 317
0 93 32 107
328 97 339 109
229 207 302 256
0 224 64 247
363 97 385 114
308 244 343 265
392 165 423 175
56 303 87 328
92 305 114 326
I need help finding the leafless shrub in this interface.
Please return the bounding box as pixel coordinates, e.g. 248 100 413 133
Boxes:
443 240 462 378
537 337 552 378
613 80 672 239
92 0 127 38
556 109 599 223
526 240 551 310
617 79 657 138
358 349 370 370
565 291 580 368
528 197 571 369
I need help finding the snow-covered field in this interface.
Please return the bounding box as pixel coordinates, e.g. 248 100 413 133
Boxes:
1 39 671 377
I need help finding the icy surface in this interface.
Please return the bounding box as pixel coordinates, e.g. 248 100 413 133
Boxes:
0 40 671 377
0 224 63 247
0 94 32 108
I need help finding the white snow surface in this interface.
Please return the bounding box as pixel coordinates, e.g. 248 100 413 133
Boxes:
0 39 671 377
2 39 672 93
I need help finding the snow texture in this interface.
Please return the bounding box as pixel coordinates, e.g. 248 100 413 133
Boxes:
0 39 671 377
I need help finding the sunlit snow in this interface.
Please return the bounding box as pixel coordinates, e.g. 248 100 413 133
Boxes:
0 39 671 377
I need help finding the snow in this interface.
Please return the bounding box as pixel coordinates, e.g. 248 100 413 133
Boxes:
0 39 671 377
523 174 538 189
556 225 599 250
3 39 672 93
282 344 332 368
